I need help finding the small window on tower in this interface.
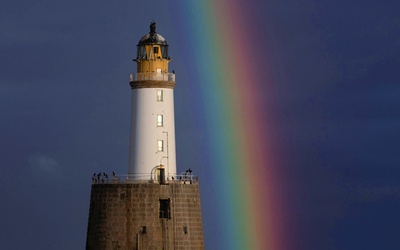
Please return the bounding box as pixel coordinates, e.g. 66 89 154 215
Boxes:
154 46 159 54
157 90 163 101
157 115 163 127
137 45 147 59
159 199 171 219
157 140 164 152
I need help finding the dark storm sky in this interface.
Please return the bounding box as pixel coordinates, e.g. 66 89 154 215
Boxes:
1 0 400 249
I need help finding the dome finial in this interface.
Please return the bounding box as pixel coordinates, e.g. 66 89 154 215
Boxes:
150 21 156 33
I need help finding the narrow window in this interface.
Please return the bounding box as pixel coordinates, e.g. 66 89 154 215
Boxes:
157 140 164 152
159 199 171 219
161 46 168 58
138 45 147 59
154 46 159 54
157 115 163 127
157 90 163 101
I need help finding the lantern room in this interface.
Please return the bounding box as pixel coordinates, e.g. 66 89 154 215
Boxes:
134 22 171 74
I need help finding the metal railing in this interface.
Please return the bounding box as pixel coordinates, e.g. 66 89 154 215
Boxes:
91 173 197 185
130 72 175 82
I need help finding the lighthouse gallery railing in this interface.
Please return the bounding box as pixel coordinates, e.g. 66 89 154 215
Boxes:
130 72 175 82
92 173 197 184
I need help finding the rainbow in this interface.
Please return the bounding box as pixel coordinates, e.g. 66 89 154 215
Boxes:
168 1 288 249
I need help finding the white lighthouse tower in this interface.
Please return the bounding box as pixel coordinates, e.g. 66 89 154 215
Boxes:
86 23 204 249
128 22 177 180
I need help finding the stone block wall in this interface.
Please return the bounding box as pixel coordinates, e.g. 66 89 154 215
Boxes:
86 182 204 250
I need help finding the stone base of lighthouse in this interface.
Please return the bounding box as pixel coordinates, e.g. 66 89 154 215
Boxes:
86 181 204 250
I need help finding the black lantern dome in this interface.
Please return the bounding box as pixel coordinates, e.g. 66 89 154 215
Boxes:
136 22 169 60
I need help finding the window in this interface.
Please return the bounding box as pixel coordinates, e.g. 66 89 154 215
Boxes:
157 140 164 152
159 199 171 219
161 46 168 59
157 90 163 101
137 45 147 59
154 46 159 54
157 115 163 127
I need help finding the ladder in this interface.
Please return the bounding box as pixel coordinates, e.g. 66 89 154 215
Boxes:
161 219 170 250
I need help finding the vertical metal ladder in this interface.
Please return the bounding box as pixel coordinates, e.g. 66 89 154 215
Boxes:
161 219 170 250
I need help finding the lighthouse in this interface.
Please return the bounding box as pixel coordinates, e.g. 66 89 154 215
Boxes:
86 23 204 249
129 21 176 179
